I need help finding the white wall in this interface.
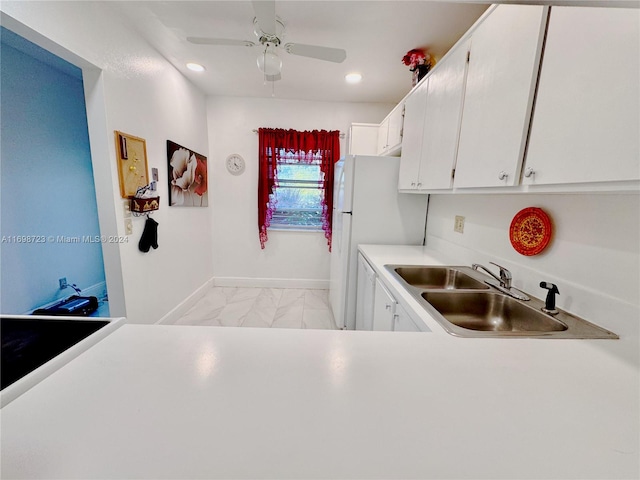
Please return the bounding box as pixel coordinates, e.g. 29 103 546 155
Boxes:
425 193 640 342
1 2 214 323
207 96 393 288
0 35 106 314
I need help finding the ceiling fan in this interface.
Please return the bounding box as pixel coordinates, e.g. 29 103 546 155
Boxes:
186 0 347 82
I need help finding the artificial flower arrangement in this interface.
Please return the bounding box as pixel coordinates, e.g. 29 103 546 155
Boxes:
402 48 433 86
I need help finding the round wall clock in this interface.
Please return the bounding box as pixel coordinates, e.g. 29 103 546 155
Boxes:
509 207 553 256
226 154 245 176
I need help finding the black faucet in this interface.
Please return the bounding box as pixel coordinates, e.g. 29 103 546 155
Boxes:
539 282 560 315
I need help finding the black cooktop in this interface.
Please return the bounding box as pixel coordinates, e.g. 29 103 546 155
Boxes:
1 317 109 390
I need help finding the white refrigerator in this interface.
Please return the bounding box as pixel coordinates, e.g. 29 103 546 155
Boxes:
329 155 428 330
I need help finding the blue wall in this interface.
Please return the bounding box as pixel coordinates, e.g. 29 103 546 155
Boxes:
0 27 107 313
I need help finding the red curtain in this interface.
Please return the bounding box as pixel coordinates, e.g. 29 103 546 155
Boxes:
258 128 341 250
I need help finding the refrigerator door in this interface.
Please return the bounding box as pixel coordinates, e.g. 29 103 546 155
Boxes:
333 158 347 213
329 158 349 327
329 212 352 329
342 155 428 330
340 156 356 213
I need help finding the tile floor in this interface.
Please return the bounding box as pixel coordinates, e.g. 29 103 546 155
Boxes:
170 287 338 330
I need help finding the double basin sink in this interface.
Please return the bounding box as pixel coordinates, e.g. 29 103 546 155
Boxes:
386 265 618 339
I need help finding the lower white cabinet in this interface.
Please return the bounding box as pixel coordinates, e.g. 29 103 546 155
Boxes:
372 278 422 332
357 253 424 332
393 303 420 332
355 253 376 331
373 278 395 331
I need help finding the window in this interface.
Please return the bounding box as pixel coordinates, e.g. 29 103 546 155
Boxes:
270 150 323 230
257 128 340 250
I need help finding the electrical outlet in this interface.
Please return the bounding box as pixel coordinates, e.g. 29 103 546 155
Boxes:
454 215 465 234
123 200 131 218
125 218 133 235
59 277 68 289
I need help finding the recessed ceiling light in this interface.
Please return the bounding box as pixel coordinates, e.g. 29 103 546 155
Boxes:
345 73 362 84
187 63 206 72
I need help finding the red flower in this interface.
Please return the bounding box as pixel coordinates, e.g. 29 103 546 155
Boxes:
402 48 427 70
193 157 208 196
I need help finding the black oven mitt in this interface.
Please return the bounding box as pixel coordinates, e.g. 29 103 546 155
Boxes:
138 217 159 252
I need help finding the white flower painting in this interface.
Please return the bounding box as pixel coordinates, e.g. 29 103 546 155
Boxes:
167 140 208 207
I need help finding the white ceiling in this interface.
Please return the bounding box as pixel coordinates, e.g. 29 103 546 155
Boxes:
112 1 491 104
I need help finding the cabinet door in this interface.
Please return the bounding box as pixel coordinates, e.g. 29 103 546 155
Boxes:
524 7 639 185
398 80 429 190
377 118 389 155
454 5 546 188
418 40 470 190
393 303 420 332
356 253 376 331
373 278 395 331
386 103 404 153
349 124 379 156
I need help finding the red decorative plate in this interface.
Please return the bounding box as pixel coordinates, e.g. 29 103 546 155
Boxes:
509 207 552 256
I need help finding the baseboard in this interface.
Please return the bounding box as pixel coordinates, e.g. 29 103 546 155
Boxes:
213 277 329 290
24 281 108 314
81 281 108 300
155 278 215 325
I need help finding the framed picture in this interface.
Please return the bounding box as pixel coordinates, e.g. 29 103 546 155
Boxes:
167 140 208 207
114 131 149 198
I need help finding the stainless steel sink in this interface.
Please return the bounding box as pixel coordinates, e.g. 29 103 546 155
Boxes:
385 264 618 339
393 266 489 290
421 291 568 333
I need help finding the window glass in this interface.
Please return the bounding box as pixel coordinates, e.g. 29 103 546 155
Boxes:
270 150 324 230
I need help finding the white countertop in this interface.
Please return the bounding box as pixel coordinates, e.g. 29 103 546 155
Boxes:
1 297 638 479
359 245 639 362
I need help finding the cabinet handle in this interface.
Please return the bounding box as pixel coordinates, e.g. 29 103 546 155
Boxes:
524 167 535 178
417 182 422 187
498 171 508 181
385 304 392 310
411 182 416 187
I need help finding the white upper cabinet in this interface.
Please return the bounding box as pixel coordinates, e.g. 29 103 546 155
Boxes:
377 103 404 156
348 123 379 156
386 103 404 154
377 117 389 156
418 40 470 190
453 5 547 188
398 78 429 189
524 7 640 186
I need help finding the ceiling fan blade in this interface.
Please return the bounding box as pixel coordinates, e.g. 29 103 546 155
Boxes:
252 0 276 35
187 37 255 47
284 43 347 63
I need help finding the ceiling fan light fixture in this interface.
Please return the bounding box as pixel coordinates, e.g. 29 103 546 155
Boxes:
345 72 362 84
257 47 282 76
186 62 206 72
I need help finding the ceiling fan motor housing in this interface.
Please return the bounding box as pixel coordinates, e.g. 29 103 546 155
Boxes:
253 17 285 47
